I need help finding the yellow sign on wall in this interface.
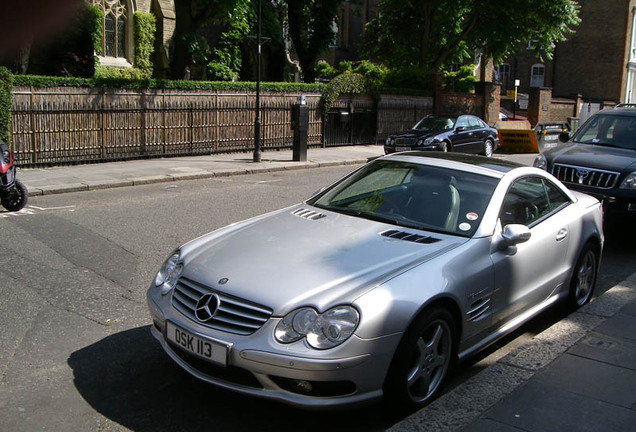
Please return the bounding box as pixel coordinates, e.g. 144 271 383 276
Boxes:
506 90 516 98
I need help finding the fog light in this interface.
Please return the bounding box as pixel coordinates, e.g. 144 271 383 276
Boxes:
289 379 313 393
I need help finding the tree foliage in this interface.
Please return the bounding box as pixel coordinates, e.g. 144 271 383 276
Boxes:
285 0 343 83
172 0 249 79
362 0 580 73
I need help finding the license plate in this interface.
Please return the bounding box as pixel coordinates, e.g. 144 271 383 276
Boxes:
395 146 411 152
166 322 228 366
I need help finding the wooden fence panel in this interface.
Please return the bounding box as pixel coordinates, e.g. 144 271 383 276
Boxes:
10 87 435 166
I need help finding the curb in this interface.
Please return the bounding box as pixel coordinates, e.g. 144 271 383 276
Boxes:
24 158 371 197
388 273 636 432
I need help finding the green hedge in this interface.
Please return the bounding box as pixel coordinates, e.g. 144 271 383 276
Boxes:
0 67 12 146
10 74 325 93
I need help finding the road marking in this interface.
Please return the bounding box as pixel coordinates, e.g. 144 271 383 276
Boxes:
1 205 76 218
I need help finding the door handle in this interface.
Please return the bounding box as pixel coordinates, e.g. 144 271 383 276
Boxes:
556 229 568 241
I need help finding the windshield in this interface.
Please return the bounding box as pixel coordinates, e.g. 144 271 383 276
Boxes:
573 113 636 150
412 116 456 131
308 160 498 237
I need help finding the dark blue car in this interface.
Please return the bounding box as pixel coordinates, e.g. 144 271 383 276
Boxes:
384 114 500 157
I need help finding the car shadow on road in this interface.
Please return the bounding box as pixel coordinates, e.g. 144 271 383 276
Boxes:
68 326 403 432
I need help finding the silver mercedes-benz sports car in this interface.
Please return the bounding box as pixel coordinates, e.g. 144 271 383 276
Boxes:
147 152 603 410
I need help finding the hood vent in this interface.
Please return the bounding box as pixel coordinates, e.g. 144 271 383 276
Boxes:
292 208 326 220
381 229 441 244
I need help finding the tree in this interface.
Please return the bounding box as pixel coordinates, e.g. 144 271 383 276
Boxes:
285 0 343 83
172 0 248 79
362 0 580 73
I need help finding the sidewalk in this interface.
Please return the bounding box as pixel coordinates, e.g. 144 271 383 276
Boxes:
19 145 387 196
16 145 635 431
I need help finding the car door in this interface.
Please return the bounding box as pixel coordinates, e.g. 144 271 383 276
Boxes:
450 115 473 152
467 116 487 153
490 176 573 327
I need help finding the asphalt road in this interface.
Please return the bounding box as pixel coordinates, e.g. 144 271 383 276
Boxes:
1 164 634 432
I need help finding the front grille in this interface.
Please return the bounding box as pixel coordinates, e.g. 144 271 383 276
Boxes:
552 163 620 189
395 137 417 145
171 277 273 335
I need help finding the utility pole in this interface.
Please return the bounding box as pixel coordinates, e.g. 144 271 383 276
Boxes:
253 0 262 162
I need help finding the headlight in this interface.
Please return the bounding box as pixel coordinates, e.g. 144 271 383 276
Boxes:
385 137 394 146
154 251 182 295
275 305 359 349
619 172 636 190
533 154 547 170
417 137 435 146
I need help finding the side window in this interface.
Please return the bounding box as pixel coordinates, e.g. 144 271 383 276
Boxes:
456 116 470 129
500 177 564 227
544 179 571 212
468 116 482 129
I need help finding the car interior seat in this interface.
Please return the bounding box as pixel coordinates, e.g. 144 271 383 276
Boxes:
405 174 460 231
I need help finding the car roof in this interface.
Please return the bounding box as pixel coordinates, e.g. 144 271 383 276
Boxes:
381 152 524 176
597 105 636 116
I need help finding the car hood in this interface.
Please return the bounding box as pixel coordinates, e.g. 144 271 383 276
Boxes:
391 129 442 140
179 204 466 315
548 143 636 172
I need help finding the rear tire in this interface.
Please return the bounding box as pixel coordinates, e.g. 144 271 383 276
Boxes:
483 139 494 157
567 243 598 310
1 180 28 212
383 307 456 411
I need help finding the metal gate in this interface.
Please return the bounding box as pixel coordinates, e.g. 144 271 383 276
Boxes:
323 106 377 147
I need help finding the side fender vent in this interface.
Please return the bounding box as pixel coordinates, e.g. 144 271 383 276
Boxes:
467 299 490 321
292 208 326 220
380 229 441 244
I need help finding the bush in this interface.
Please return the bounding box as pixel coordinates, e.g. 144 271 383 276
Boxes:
94 67 149 80
320 72 379 113
381 67 431 91
0 67 12 145
443 65 477 93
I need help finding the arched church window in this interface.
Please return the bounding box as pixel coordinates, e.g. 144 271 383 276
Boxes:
91 0 127 58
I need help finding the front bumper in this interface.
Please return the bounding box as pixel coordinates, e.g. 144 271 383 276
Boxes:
147 288 402 409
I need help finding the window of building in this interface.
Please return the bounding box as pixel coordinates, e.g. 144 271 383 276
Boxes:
495 63 511 88
91 0 128 59
530 64 545 88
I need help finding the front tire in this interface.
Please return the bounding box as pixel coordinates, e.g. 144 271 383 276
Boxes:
567 243 598 309
438 141 450 153
384 307 456 411
1 180 28 212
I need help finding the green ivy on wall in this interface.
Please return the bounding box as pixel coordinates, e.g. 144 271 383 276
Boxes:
320 72 379 114
134 12 156 78
0 67 13 146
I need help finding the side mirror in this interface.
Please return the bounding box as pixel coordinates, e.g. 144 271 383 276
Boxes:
559 131 572 143
455 126 467 133
501 224 531 247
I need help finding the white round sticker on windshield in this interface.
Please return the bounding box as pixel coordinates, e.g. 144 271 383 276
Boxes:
466 212 479 221
459 223 471 231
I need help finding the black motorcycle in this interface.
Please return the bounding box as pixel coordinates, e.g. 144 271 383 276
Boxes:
0 139 28 212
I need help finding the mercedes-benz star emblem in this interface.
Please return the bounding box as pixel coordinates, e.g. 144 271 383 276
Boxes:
195 293 220 322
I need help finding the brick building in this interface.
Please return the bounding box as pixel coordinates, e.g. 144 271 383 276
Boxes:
498 0 636 104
